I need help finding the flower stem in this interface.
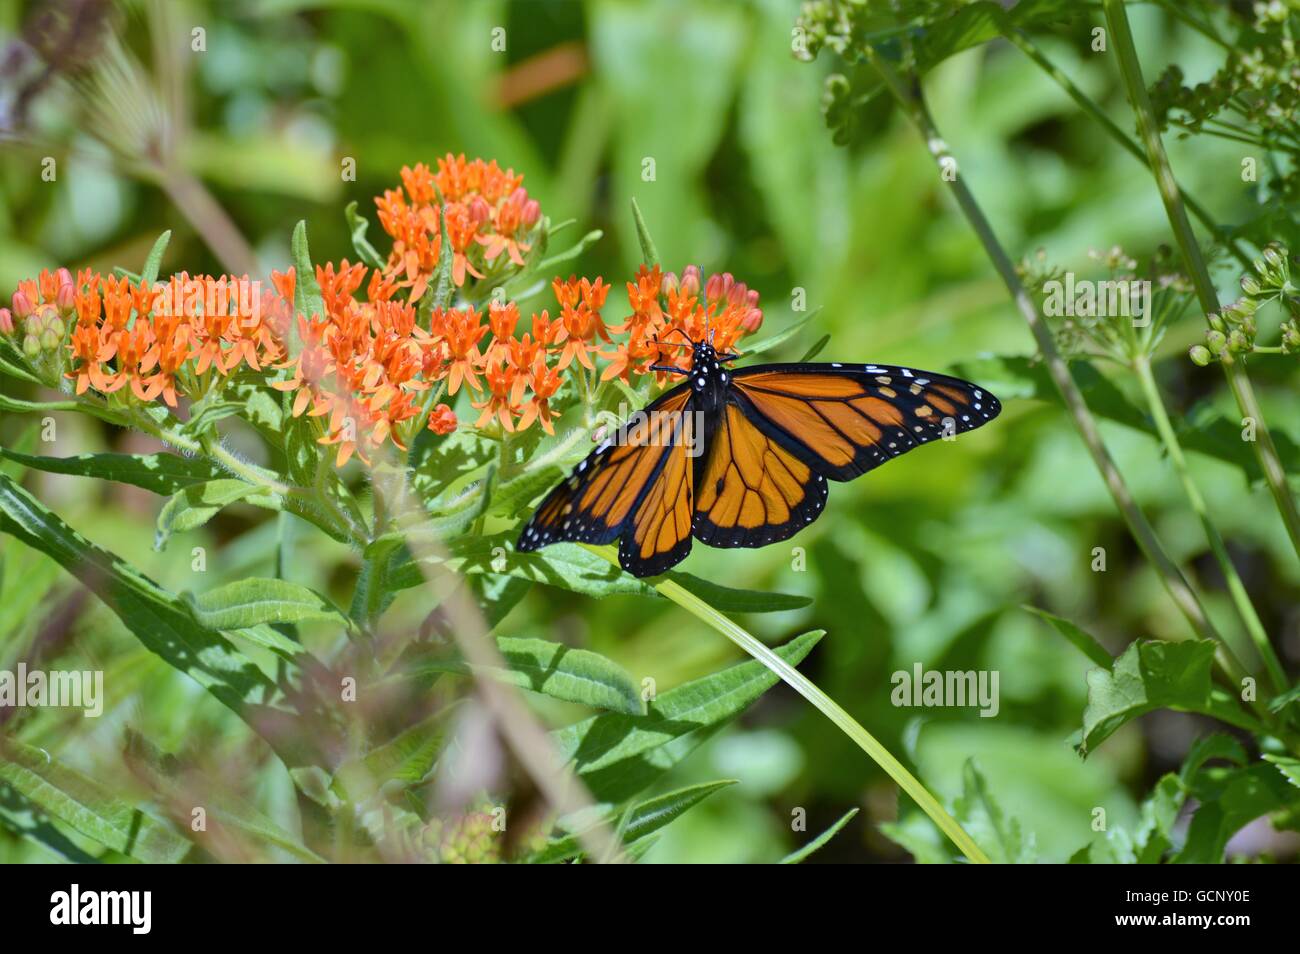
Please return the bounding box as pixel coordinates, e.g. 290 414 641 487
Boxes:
998 22 1252 271
584 545 991 864
863 49 1230 654
1132 355 1284 692
1103 0 1300 566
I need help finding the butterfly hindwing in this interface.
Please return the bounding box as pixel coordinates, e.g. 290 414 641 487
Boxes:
692 400 828 549
516 384 695 577
729 363 1000 481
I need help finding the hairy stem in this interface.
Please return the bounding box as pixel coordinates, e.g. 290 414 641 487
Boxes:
1103 0 1300 565
584 546 991 864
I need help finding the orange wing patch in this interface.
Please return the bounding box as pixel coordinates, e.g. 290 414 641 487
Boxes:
732 364 999 481
619 407 695 575
692 402 828 548
518 387 693 563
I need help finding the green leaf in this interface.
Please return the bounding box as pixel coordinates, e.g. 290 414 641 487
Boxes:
630 197 660 267
781 807 859 863
664 573 812 613
386 531 811 610
1269 683 1300 714
1263 754 1300 789
122 731 324 863
799 334 831 362
741 309 819 357
552 630 824 802
0 739 190 863
155 479 281 550
534 228 604 272
414 636 644 715
185 578 352 632
528 779 736 863
1173 762 1298 863
0 449 225 496
139 229 172 287
344 200 386 269
951 759 1036 863
419 198 456 322
334 715 447 800
1081 639 1218 755
0 472 279 717
291 220 326 346
1023 605 1112 668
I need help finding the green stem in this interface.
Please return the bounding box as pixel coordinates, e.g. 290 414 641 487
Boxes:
999 22 1252 271
584 545 991 864
1132 356 1283 692
863 49 1230 654
1104 0 1300 566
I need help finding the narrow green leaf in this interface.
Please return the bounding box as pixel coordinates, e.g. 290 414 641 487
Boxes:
664 572 811 613
343 200 386 268
414 636 644 715
553 630 824 802
334 715 448 801
185 578 351 631
1269 683 1300 713
291 220 325 353
630 197 660 267
1023 605 1112 669
741 309 819 357
0 449 225 496
0 739 190 863
0 472 279 716
781 807 859 863
139 229 172 287
535 228 604 272
799 333 831 362
155 479 281 550
528 780 736 863
1263 754 1300 789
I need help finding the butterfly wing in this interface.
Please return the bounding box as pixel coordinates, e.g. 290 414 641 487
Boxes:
728 363 1000 481
516 384 697 577
692 400 828 548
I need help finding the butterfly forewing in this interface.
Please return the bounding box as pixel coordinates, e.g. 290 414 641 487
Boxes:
729 363 1000 481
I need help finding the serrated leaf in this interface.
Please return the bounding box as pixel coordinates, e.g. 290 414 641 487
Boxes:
1174 762 1298 863
1080 640 1218 755
0 739 190 863
155 479 281 550
552 630 824 802
1023 605 1112 668
781 807 859 863
186 578 351 632
344 200 385 268
952 758 1036 863
1263 754 1300 789
0 449 225 496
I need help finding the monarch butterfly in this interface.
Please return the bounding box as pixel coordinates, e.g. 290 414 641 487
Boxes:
516 334 1001 577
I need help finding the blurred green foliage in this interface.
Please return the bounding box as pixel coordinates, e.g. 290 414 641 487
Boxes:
1 0 1298 862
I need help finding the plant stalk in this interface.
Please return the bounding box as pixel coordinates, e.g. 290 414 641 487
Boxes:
1103 0 1300 566
1132 355 1284 692
585 546 991 864
863 49 1230 655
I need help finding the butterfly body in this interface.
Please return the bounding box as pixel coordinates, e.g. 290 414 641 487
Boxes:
517 338 1000 577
